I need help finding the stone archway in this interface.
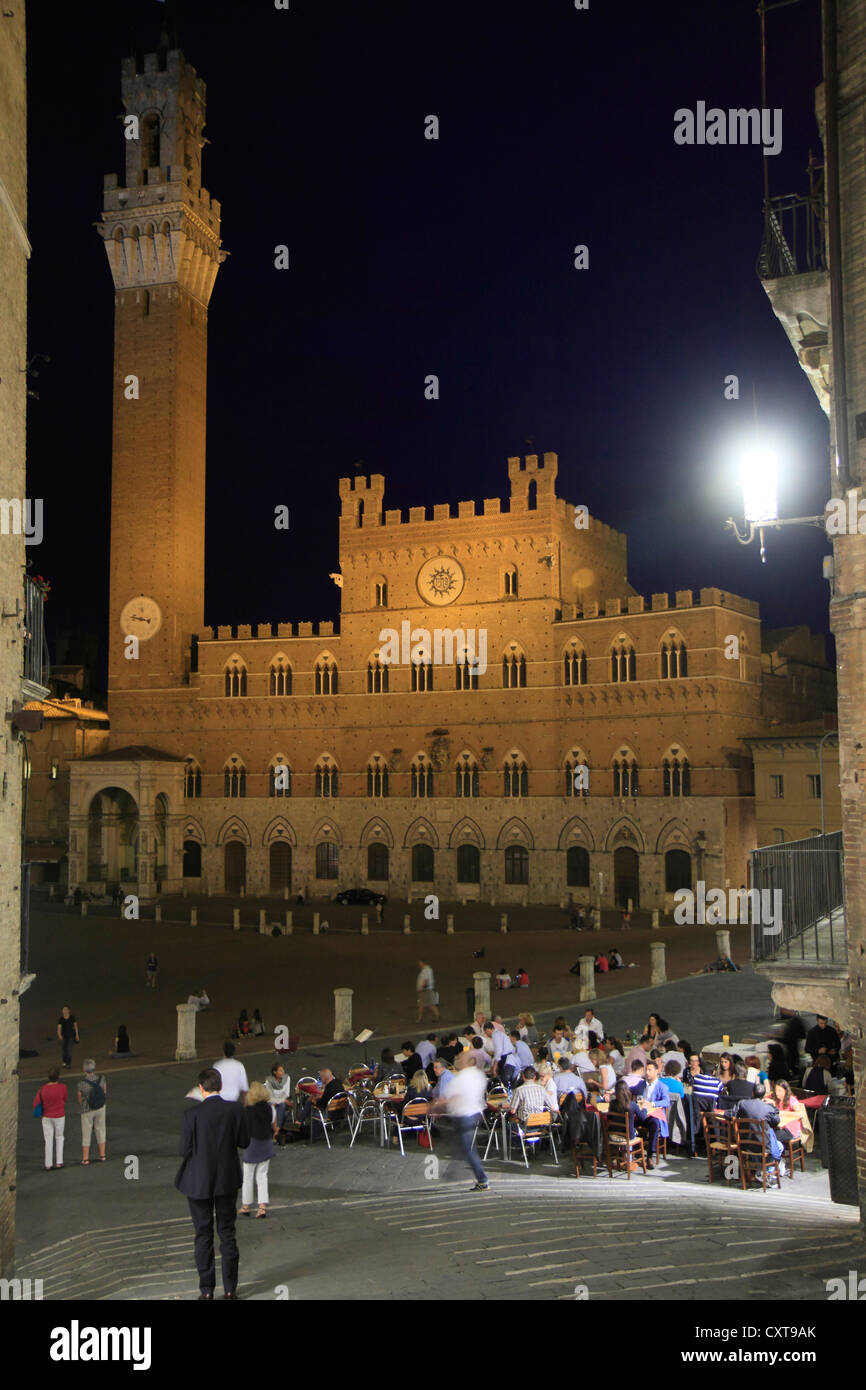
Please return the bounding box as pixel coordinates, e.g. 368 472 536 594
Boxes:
86 787 139 888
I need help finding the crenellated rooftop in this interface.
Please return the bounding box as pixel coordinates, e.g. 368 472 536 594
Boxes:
555 587 760 623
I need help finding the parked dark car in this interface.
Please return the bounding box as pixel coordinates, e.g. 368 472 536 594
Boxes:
333 888 388 906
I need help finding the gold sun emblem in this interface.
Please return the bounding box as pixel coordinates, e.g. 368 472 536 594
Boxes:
416 555 465 605
428 565 457 598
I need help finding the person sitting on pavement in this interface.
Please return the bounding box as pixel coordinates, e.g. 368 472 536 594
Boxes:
405 1069 433 1103
495 967 512 990
188 988 211 1012
554 1056 588 1102
608 948 623 970
594 951 609 974
513 967 530 988
374 1048 405 1085
509 1067 555 1124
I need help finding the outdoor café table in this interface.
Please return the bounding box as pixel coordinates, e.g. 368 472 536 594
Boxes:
373 1082 406 1147
482 1093 516 1162
703 1041 770 1063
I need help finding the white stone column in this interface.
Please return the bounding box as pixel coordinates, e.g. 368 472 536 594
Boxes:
446 914 455 935
473 971 491 1016
715 928 731 961
360 914 369 935
651 909 659 930
155 905 162 922
176 1003 197 1062
333 987 353 1043
233 908 240 931
190 908 197 926
259 909 267 932
651 940 667 985
500 913 508 933
578 955 596 1002
402 914 411 935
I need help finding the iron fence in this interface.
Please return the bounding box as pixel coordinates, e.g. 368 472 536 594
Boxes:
757 191 827 279
750 831 845 963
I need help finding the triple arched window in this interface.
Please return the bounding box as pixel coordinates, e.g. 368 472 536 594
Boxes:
315 657 338 695
224 659 247 697
269 757 291 797
367 657 389 693
315 759 338 797
663 751 691 796
563 643 588 686
224 758 246 798
504 756 529 797
610 638 636 683
367 757 389 797
411 755 434 798
564 750 590 797
502 652 527 688
456 753 480 798
184 758 202 798
660 634 687 678
269 657 292 695
411 660 434 692
612 750 639 797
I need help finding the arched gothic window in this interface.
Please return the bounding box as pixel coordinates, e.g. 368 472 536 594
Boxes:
663 753 691 797
504 756 529 797
269 758 291 798
269 657 292 695
456 754 480 798
660 635 688 679
315 760 338 797
224 759 246 798
366 758 389 797
411 660 434 692
184 759 202 798
564 752 590 798
367 657 389 693
315 657 338 695
411 756 434 798
563 644 588 686
610 639 636 683
502 652 527 688
224 660 247 698
504 565 518 597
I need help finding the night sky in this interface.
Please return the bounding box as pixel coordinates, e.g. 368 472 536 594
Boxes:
25 0 831 695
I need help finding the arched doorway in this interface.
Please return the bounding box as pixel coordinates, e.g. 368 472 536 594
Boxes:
269 841 292 893
613 845 639 907
566 845 590 887
665 848 692 892
87 787 138 885
183 840 202 877
367 842 389 881
224 840 246 894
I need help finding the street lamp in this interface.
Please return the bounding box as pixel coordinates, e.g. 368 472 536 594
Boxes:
725 444 824 561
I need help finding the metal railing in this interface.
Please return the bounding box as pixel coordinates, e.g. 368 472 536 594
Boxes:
23 574 49 689
757 191 827 279
750 831 845 963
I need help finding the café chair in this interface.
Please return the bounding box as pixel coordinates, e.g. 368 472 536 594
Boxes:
779 1132 807 1180
602 1110 647 1178
700 1112 736 1184
508 1110 558 1168
387 1100 434 1156
572 1137 600 1177
348 1093 381 1147
734 1118 783 1191
311 1093 350 1149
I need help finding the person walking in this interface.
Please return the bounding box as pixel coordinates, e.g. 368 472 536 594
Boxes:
145 952 158 989
57 1005 79 1069
431 1051 489 1191
175 1067 250 1300
34 1067 67 1170
416 959 439 1023
239 1083 276 1219
77 1059 107 1165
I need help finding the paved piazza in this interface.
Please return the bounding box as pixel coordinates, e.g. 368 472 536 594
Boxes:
14 963 863 1302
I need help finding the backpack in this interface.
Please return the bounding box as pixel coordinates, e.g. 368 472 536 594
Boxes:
86 1076 106 1111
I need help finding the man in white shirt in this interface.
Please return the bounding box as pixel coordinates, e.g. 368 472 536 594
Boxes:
214 1042 249 1104
416 1035 437 1070
554 1057 588 1101
415 960 439 1023
574 1009 604 1048
487 1024 518 1084
432 1052 489 1191
548 1027 572 1062
572 1048 596 1074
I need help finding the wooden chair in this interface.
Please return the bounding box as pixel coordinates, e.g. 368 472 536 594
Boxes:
508 1110 558 1168
602 1109 647 1178
734 1118 783 1191
311 1093 350 1149
387 1100 433 1156
572 1138 600 1177
700 1111 736 1183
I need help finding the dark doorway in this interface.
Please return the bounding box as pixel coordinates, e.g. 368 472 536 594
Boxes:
224 840 246 894
613 845 639 908
183 839 202 877
269 841 292 893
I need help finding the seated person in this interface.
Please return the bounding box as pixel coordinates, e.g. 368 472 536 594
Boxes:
405 1069 433 1103
661 1060 685 1095
732 1090 788 1177
495 968 513 990
296 1067 345 1129
554 1057 588 1102
632 1061 670 1164
625 1060 646 1090
588 1048 617 1097
430 1058 454 1100
400 1041 424 1081
608 1079 661 1169
517 1012 538 1046
608 949 623 970
766 1042 791 1084
803 1050 833 1095
374 1048 405 1084
264 1062 293 1131
573 1034 600 1073
536 1062 560 1113
805 1015 841 1063
469 1036 493 1074
547 1026 572 1062
111 1024 132 1059
436 1033 462 1065
513 967 530 988
251 1008 265 1036
509 1067 554 1124
722 1061 760 1103
744 1053 768 1085
416 1034 438 1070
605 1037 626 1075
232 1009 251 1039
689 1060 723 1109
509 1029 535 1072
188 988 210 1012
594 952 609 974
772 1079 813 1154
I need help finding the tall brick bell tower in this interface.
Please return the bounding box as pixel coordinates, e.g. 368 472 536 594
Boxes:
99 44 224 716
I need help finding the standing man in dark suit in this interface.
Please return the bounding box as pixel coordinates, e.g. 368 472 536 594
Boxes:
176 1067 250 1301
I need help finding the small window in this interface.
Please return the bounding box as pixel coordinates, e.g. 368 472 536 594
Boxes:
411 843 435 882
807 774 821 798
316 842 339 878
770 775 784 799
773 828 785 844
505 844 529 884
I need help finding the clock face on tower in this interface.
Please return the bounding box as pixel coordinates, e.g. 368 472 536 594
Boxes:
120 595 162 641
416 556 465 606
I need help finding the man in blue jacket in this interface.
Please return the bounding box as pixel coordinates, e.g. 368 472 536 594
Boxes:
631 1060 671 1167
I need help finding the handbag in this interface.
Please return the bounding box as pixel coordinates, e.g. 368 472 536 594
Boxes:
33 1090 43 1119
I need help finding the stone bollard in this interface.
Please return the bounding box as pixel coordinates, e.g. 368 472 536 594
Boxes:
155 905 162 922
285 910 293 928
559 895 566 910
578 955 596 1002
473 970 492 1017
190 908 197 926
522 892 529 908
461 896 467 907
283 886 289 900
240 885 245 897
176 1003 197 1062
48 884 55 900
259 910 267 932
715 928 731 961
313 912 320 936
627 897 633 914
81 902 87 916
489 894 495 907
500 913 508 934
285 912 293 936
333 987 353 1043
446 914 455 935
651 909 659 930
360 914 369 935
651 940 667 986
232 908 240 931
403 914 411 935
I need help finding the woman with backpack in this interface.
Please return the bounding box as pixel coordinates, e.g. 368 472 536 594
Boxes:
77 1058 107 1164
34 1067 67 1170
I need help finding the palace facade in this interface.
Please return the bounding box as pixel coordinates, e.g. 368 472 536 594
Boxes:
67 45 834 910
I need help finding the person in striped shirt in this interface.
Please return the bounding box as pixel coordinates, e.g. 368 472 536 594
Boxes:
509 1068 554 1124
690 1060 723 1109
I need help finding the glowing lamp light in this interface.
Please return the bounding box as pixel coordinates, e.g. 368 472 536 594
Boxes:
739 447 779 524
